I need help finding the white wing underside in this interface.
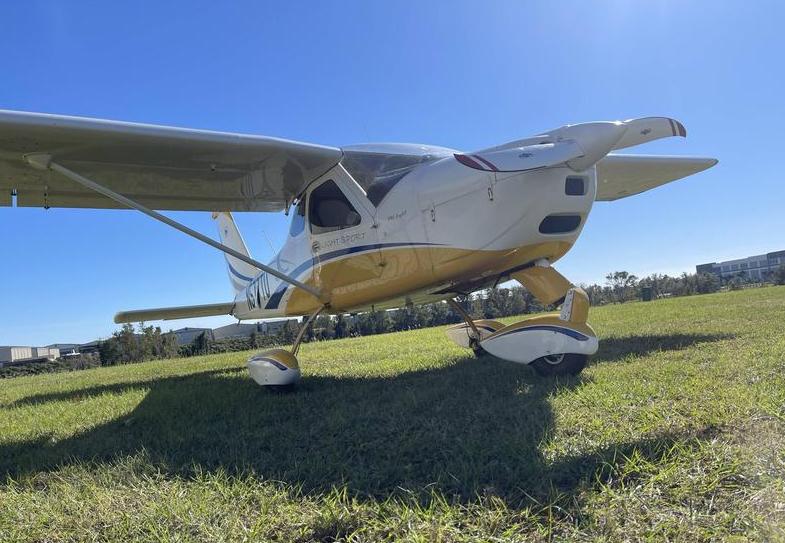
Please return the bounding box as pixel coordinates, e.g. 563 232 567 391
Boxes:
595 154 717 201
0 110 341 211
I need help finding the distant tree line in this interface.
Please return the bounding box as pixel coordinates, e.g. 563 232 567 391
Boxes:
97 323 180 365
3 264 784 379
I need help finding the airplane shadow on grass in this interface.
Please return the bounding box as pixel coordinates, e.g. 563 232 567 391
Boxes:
2 332 730 506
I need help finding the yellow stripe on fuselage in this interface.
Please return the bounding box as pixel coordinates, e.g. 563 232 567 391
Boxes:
284 240 572 315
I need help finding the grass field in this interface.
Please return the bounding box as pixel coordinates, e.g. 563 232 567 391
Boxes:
1 287 784 542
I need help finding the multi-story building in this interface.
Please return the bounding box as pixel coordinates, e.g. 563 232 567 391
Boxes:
0 345 60 367
696 250 785 281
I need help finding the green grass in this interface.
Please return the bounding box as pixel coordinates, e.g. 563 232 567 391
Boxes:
2 287 785 542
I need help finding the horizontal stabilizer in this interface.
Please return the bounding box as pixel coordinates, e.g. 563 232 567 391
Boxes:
596 154 717 201
114 302 235 323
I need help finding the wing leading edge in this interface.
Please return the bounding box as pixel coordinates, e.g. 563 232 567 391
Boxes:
0 110 342 212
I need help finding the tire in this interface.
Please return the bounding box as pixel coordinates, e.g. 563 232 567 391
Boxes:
268 383 298 393
530 353 587 377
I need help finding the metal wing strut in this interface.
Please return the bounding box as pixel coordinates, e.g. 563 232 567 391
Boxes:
25 153 327 304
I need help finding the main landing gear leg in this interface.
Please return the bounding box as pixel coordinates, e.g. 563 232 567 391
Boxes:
445 298 505 357
247 306 325 390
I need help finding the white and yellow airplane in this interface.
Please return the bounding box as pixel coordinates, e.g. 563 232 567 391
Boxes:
0 111 716 386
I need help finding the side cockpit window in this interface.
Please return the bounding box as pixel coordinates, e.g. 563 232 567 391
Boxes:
308 180 361 235
342 152 424 206
341 146 453 207
289 199 305 237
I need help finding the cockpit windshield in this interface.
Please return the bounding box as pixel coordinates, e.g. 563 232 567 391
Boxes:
341 144 454 206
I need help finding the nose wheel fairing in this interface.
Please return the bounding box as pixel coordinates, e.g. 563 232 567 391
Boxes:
248 349 302 387
247 306 325 388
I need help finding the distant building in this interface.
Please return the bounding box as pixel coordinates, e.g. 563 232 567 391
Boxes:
259 319 298 335
172 327 214 346
697 250 785 281
0 345 60 367
212 319 299 341
48 343 80 357
78 340 102 355
33 346 60 359
213 323 261 340
0 346 33 365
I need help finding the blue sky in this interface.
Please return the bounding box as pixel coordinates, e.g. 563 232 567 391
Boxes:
1 1 782 345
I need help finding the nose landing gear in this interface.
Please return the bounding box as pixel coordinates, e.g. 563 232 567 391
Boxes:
247 306 325 389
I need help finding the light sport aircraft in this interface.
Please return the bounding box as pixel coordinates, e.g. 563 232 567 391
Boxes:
0 110 716 387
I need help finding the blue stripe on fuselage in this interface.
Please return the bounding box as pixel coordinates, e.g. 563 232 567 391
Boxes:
494 325 589 342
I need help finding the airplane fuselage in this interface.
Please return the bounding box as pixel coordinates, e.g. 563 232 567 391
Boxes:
232 151 596 319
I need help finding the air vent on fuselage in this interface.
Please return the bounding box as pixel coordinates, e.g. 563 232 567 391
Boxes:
539 214 582 234
565 176 586 196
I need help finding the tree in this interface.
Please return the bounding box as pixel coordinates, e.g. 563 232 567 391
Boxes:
773 265 785 285
160 331 179 358
334 314 348 338
194 331 212 354
695 273 721 294
605 271 639 302
277 320 299 345
484 288 512 319
98 337 123 365
727 276 744 290
116 323 141 363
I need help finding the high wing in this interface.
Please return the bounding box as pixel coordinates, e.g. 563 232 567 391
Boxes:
0 110 342 211
595 154 717 201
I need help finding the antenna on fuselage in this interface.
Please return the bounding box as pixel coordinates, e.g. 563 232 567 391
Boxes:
261 229 277 257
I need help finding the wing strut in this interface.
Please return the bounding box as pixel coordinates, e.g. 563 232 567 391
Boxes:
24 153 328 304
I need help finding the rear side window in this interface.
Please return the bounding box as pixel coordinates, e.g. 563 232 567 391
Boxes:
539 214 582 234
289 200 305 237
308 180 362 235
565 176 586 196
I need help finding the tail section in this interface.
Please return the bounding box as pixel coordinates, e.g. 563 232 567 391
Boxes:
212 212 258 295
